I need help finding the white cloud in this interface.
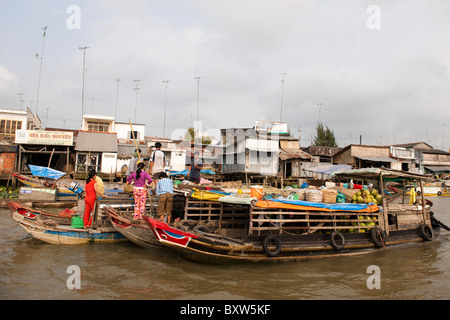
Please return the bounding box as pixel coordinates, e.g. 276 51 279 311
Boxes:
0 65 18 82
1 1 450 150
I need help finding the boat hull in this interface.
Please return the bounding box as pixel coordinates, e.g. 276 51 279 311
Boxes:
105 206 162 248
143 217 440 264
10 204 127 245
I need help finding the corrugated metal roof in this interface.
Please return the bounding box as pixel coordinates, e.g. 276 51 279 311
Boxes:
424 166 450 172
279 148 314 160
355 156 395 163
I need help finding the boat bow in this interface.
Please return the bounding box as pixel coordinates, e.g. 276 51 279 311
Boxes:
143 217 198 247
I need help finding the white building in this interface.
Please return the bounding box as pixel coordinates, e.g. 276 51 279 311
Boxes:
77 114 118 175
115 121 145 141
81 114 115 132
146 137 186 172
0 107 42 135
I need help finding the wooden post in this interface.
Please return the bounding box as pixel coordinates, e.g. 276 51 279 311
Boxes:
379 173 389 236
48 148 55 167
419 179 427 224
219 203 223 233
66 146 70 175
128 119 141 161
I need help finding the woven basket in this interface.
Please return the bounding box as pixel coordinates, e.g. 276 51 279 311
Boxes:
323 189 338 203
306 189 323 202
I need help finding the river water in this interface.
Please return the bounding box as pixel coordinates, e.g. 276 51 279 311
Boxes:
1 197 450 302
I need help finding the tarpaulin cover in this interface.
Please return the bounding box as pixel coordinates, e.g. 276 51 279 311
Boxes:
255 198 379 213
169 169 215 176
28 165 66 180
190 188 230 201
304 164 352 175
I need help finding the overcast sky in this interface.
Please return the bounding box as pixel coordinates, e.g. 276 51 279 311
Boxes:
1 0 449 150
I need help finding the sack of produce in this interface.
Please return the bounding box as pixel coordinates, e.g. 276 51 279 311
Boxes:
306 189 323 202
295 189 306 200
322 189 338 203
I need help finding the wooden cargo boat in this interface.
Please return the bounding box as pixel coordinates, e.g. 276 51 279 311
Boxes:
13 165 82 201
8 201 127 245
415 181 450 197
103 191 186 248
143 168 447 264
103 203 162 248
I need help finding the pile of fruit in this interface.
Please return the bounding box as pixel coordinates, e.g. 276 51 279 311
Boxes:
346 215 378 233
351 189 382 205
0 187 19 199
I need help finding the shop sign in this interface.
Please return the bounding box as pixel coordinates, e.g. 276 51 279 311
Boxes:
15 130 73 146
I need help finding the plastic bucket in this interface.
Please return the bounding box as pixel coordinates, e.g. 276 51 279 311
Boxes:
71 216 84 229
250 186 264 199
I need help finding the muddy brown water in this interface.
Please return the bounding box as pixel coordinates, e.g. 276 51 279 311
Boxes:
1 197 450 300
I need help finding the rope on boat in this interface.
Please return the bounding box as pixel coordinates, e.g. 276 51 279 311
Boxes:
8 229 28 240
377 229 386 250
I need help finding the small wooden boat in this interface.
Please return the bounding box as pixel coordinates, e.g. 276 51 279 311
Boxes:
143 168 447 264
103 204 162 248
7 201 74 225
8 201 127 245
416 182 450 197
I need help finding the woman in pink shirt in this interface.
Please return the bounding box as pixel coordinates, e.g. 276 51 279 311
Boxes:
126 162 153 219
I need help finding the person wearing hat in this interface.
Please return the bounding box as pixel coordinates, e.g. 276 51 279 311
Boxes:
127 148 141 176
89 169 104 196
83 171 106 228
149 142 165 178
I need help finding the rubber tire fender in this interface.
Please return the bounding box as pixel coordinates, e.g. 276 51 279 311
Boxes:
419 224 434 241
330 230 346 250
370 227 387 248
262 235 282 257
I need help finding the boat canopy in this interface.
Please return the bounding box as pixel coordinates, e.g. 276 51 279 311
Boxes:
304 164 352 175
169 169 215 176
332 167 432 181
28 165 66 180
255 198 379 213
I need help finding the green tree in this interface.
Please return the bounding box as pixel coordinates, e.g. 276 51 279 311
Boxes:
184 127 212 144
313 122 338 147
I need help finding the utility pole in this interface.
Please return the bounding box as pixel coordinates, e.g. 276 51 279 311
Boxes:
35 26 48 118
279 73 286 122
18 93 24 109
442 123 446 150
162 80 171 138
115 79 120 120
133 80 141 123
45 107 49 128
79 46 90 120
317 103 322 123
194 76 202 143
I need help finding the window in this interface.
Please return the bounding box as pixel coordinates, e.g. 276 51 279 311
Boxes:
87 121 110 132
129 131 138 139
0 119 22 135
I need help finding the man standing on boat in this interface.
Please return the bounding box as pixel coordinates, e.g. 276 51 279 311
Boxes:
149 142 165 178
155 172 173 224
187 151 203 184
